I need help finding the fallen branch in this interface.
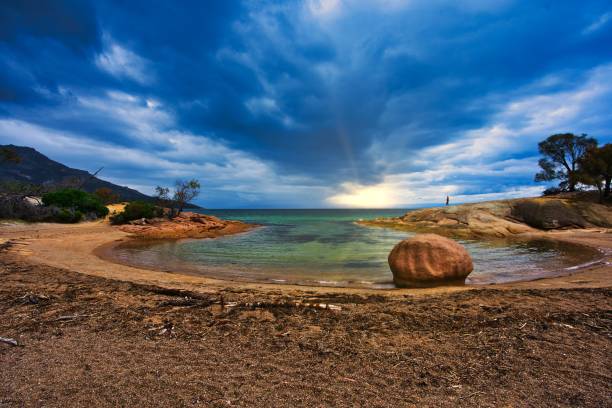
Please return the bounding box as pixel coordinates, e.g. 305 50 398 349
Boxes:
0 337 19 346
232 301 342 311
51 314 94 322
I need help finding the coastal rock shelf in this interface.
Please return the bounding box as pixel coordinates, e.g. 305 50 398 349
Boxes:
359 197 612 239
117 212 255 239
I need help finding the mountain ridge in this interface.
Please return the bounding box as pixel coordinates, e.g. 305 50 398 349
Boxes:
0 144 155 202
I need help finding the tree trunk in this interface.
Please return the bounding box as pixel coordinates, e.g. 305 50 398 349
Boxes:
176 203 185 217
168 203 178 219
597 185 604 203
605 177 611 197
568 178 576 192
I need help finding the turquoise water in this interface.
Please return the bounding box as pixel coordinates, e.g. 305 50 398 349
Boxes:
111 209 599 288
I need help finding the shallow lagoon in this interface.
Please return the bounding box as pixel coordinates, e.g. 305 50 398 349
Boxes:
110 209 600 288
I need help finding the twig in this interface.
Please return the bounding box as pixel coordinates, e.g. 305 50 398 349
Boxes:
51 314 94 322
0 337 19 346
459 391 484 400
553 323 575 329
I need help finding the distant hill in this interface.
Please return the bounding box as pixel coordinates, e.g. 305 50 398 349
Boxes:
0 144 154 202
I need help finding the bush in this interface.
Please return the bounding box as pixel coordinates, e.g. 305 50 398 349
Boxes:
110 201 163 225
42 188 109 219
0 195 83 223
0 195 52 222
542 187 562 196
54 208 83 223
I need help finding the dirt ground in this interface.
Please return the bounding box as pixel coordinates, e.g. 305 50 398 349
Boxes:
1 252 611 407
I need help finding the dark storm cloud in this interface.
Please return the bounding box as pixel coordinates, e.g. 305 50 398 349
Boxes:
0 0 611 207
0 0 102 102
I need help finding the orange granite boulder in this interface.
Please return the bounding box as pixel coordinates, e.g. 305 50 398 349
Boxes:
388 234 473 287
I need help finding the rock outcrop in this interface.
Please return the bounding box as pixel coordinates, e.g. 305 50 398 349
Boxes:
360 196 612 239
388 234 473 287
117 212 254 239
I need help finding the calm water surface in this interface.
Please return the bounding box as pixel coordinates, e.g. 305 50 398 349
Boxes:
111 209 599 288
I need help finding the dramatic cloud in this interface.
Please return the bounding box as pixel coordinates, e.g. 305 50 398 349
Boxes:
0 0 611 207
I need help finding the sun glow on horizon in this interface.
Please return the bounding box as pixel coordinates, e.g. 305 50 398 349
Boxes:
327 182 398 208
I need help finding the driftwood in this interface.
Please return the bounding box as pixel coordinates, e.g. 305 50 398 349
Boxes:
223 301 342 311
0 337 18 346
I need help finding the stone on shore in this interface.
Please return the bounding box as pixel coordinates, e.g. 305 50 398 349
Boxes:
117 212 253 239
388 234 473 287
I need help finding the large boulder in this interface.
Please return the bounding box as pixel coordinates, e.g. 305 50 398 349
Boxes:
388 234 473 287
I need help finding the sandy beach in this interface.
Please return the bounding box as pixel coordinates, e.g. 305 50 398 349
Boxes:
1 221 611 294
0 221 611 406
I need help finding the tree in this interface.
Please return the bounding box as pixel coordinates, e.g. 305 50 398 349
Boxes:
154 186 170 204
535 133 597 192
172 179 200 217
154 180 200 218
578 144 612 201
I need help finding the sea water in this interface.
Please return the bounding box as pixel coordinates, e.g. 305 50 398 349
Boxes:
110 209 600 288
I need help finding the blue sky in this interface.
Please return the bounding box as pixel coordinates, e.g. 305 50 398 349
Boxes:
1 0 611 208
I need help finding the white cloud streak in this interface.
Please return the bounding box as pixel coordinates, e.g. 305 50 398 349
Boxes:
95 36 154 85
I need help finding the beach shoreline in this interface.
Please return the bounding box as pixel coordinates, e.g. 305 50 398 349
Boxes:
0 220 610 294
1 220 611 406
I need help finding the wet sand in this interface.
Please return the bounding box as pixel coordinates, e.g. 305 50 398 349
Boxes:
0 221 611 406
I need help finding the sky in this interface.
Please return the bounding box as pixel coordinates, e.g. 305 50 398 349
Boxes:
1 0 611 208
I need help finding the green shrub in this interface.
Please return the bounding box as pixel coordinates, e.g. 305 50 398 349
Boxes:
110 201 162 225
0 195 84 224
542 187 562 196
54 208 83 223
42 188 109 219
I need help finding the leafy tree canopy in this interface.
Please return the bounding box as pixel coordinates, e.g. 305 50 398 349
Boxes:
535 133 597 192
578 144 612 201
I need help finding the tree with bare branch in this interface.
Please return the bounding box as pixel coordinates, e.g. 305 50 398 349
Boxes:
154 180 200 218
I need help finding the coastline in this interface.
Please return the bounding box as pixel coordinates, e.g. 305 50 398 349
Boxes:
1 220 610 294
2 219 611 406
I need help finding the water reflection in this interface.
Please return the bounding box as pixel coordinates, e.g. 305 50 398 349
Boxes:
109 209 600 288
